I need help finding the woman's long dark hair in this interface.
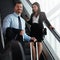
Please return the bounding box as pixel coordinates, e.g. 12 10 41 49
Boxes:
32 2 41 15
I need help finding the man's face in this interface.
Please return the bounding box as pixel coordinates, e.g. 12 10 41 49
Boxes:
14 3 23 14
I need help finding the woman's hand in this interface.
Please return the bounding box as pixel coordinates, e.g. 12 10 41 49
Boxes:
49 26 54 29
25 15 29 21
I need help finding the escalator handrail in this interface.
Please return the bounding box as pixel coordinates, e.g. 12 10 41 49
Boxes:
17 41 26 60
1 28 5 49
42 51 48 60
0 14 5 49
10 40 26 60
43 41 55 60
51 29 60 41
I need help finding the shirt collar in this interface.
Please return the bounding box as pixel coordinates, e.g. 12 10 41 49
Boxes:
13 12 21 17
33 15 39 19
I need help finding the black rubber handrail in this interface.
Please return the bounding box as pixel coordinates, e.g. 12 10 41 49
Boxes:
42 51 47 60
43 41 55 60
9 41 26 60
51 29 60 42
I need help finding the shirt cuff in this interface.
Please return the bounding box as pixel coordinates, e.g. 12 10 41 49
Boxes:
23 33 31 42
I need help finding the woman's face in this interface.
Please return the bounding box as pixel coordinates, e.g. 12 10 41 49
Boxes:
32 4 38 13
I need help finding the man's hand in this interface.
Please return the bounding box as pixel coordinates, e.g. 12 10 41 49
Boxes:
31 37 37 42
20 30 24 36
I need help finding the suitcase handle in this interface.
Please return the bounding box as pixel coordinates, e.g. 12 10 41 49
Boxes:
30 42 39 60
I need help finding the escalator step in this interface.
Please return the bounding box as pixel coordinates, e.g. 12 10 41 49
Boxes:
24 48 30 55
26 55 31 60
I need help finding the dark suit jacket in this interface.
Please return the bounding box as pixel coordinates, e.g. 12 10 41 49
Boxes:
27 12 51 28
5 27 22 44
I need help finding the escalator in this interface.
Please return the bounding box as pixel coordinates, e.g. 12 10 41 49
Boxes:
0 0 60 60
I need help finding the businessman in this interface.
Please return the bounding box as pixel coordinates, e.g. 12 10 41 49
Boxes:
3 1 36 43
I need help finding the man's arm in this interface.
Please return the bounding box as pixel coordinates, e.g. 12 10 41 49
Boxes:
23 33 36 42
3 15 11 35
23 24 35 42
23 33 31 41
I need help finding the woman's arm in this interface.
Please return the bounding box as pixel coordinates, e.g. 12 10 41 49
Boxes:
41 12 54 29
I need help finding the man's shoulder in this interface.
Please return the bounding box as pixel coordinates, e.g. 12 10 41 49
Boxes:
20 17 25 22
7 13 14 17
4 13 14 19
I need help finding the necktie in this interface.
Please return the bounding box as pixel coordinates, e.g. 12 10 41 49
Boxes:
18 16 24 41
18 16 22 29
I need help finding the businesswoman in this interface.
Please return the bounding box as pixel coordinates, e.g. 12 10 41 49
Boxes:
26 2 44 60
26 2 49 60
26 2 54 60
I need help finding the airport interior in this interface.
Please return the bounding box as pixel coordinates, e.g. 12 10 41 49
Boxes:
0 0 60 60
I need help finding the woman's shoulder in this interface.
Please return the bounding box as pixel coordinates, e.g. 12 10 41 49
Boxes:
40 12 46 16
39 12 47 19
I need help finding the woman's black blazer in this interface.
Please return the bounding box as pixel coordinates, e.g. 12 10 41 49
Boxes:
28 12 51 28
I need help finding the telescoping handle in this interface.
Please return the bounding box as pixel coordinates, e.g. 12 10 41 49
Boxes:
30 41 39 60
36 42 39 60
30 42 33 60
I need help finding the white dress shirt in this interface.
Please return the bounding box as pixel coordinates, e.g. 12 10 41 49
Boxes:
32 15 39 23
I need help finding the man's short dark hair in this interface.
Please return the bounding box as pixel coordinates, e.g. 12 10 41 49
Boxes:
14 1 22 7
